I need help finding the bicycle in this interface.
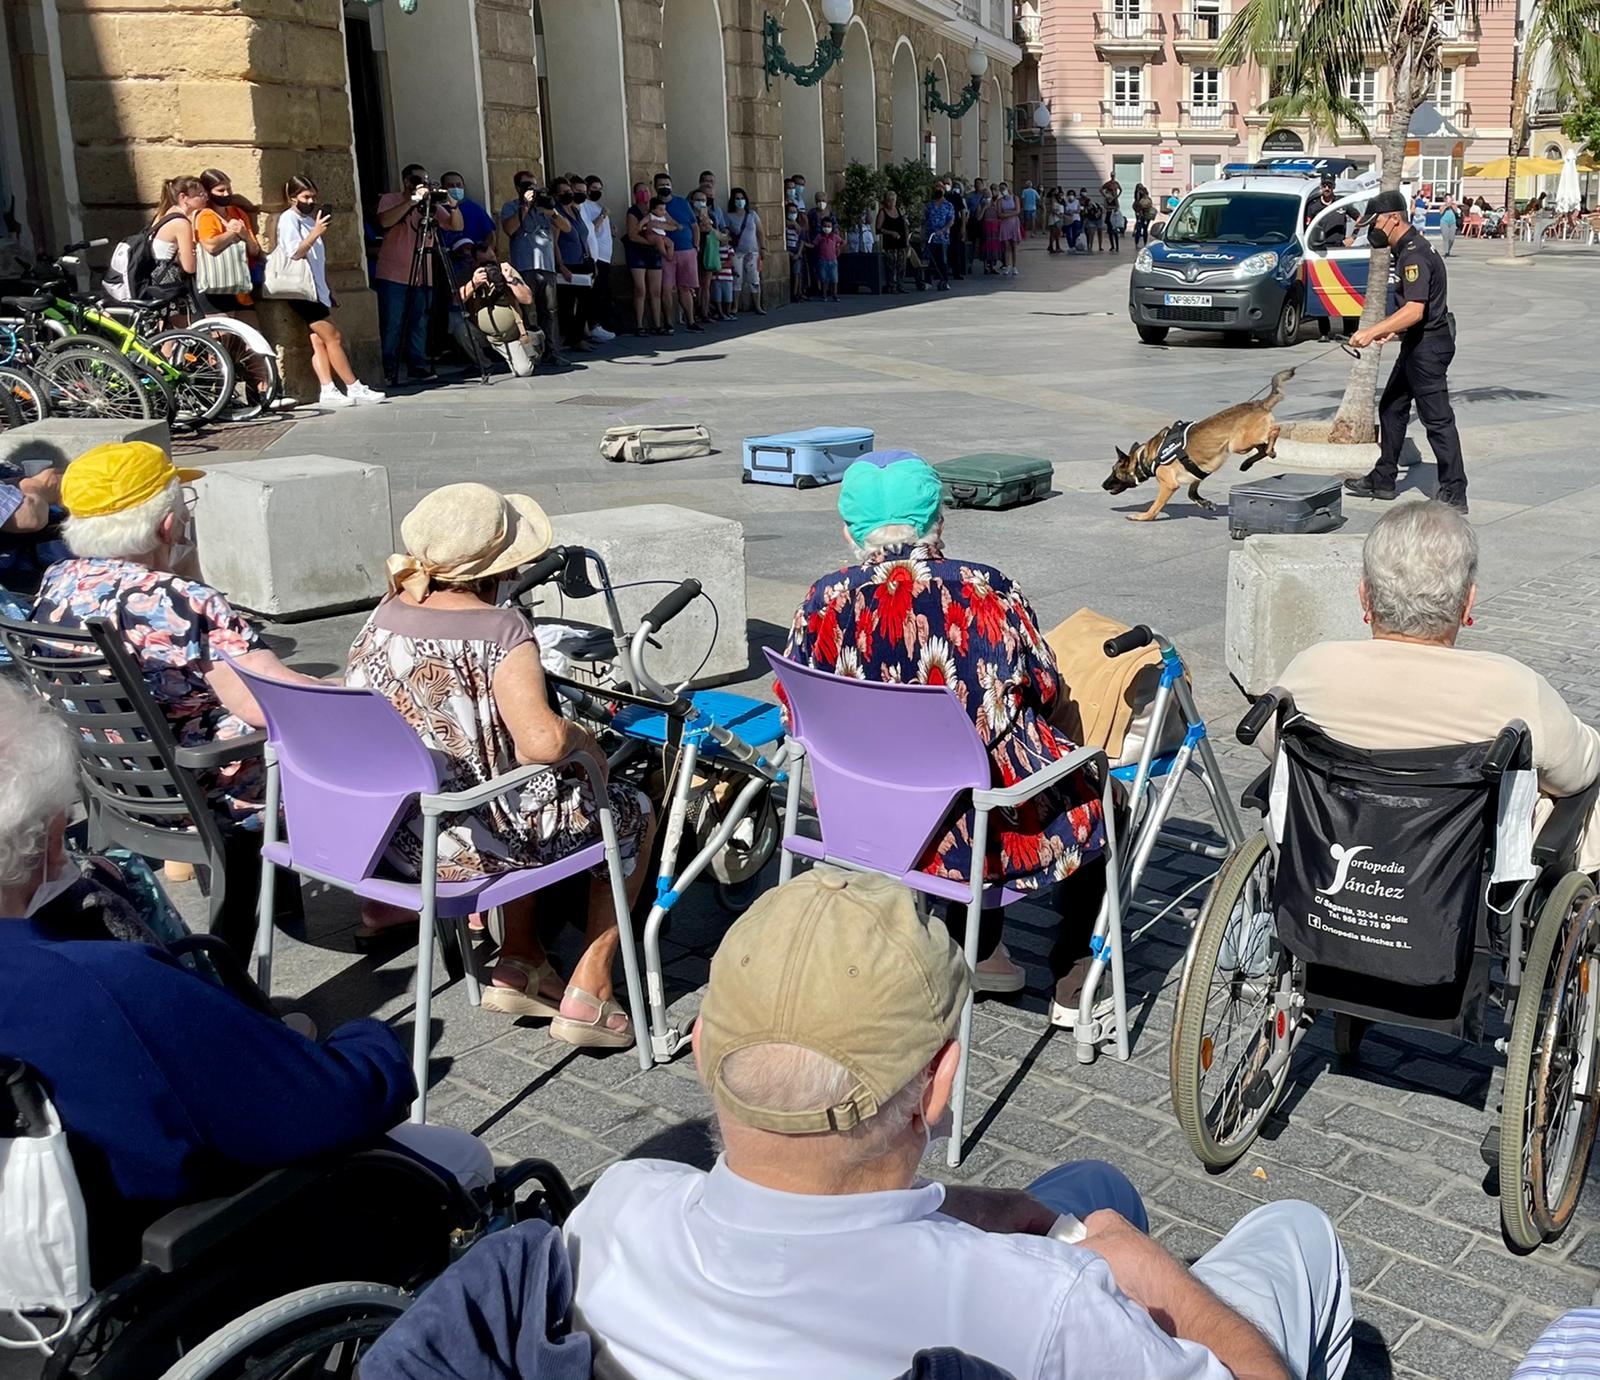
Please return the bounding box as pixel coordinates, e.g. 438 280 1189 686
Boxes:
0 243 233 424
100 298 283 421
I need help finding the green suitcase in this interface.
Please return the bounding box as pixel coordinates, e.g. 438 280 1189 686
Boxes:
935 453 1053 511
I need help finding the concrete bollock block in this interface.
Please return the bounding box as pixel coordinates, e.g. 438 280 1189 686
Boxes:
1224 534 1368 696
0 419 171 473
546 505 748 688
191 456 392 620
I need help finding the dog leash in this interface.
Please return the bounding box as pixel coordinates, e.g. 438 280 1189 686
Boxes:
1241 341 1363 402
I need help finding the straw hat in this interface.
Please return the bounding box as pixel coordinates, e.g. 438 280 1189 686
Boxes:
387 482 553 600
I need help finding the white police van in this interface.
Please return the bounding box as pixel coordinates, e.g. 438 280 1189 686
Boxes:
1128 157 1399 347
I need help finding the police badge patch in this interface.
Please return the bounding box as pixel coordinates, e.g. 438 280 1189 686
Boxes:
1404 264 1419 283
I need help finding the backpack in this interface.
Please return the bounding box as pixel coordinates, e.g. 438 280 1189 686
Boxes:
101 213 188 304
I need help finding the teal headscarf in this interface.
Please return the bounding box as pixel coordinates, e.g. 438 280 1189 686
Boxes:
838 455 943 546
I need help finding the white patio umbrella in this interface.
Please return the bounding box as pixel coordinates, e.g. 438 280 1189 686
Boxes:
1554 147 1582 214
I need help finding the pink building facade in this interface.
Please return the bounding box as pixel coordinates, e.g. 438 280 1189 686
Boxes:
1012 0 1521 208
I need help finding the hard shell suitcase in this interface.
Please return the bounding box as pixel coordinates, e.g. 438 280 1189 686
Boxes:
935 453 1053 510
1228 472 1344 540
741 426 874 489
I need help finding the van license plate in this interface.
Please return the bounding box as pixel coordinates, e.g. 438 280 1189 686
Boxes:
1164 292 1213 307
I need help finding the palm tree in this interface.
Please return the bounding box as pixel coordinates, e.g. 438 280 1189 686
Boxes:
1503 0 1600 257
1218 0 1449 442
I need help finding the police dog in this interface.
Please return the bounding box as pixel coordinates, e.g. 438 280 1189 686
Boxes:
1103 367 1295 522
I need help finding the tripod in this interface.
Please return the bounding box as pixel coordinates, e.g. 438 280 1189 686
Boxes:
390 193 463 383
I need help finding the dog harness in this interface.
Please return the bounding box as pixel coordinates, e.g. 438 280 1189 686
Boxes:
1135 422 1207 482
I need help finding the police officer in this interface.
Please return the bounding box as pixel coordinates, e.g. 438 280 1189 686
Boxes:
1344 188 1468 514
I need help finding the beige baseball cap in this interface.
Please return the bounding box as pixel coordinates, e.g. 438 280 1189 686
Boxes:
699 868 970 1135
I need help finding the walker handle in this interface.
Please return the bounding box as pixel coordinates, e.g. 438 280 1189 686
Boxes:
643 579 702 632
1103 625 1154 658
1237 692 1281 747
503 548 569 604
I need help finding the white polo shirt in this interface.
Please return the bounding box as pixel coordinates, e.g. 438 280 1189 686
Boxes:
564 1157 1231 1380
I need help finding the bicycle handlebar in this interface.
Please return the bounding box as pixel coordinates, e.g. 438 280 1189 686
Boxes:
1103 625 1155 658
642 579 701 632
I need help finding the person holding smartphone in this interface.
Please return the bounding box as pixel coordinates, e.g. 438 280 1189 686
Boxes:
277 175 386 408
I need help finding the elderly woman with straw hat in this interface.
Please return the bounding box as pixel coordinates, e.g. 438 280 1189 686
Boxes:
345 483 654 1049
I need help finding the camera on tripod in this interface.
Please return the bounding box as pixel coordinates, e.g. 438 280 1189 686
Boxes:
413 179 455 205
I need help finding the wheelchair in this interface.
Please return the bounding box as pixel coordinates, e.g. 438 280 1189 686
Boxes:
1168 692 1600 1251
2 1062 572 1379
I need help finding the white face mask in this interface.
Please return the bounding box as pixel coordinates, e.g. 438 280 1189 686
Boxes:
27 859 81 917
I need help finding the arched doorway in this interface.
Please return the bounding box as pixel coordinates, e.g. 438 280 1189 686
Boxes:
662 0 730 188
778 0 825 188
537 1 628 205
986 76 1006 184
842 18 876 168
890 38 919 166
929 55 951 174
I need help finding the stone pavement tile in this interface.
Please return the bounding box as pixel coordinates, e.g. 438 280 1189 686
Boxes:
419 1082 504 1136
1250 1117 1354 1173
1339 1198 1474 1271
489 1119 619 1183
596 1106 690 1161
1392 1059 1494 1104
1426 1132 1499 1184
1454 1246 1597 1311
1563 1225 1600 1272
1319 1102 1438 1154
1494 1302 1564 1358
1371 1260 1508 1336
1152 1217 1224 1265
1337 1148 1453 1212
1051 1095 1174 1154
1340 1233 1399 1293
1431 1184 1516 1239
613 1066 713 1119
1392 1324 1524 1380
977 1156 1058 1190
1351 1296 1425 1358
1152 1171 1280 1238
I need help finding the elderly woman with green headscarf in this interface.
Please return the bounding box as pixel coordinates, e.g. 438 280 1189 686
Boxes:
780 454 1107 1030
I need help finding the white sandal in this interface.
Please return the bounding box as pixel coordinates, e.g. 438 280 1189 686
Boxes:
481 958 565 1020
549 984 635 1050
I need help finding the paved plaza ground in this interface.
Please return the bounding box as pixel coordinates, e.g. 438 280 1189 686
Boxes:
181 235 1600 1379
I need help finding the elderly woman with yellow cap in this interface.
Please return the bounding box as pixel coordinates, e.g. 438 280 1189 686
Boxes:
782 454 1106 1030
345 483 654 1049
32 442 319 820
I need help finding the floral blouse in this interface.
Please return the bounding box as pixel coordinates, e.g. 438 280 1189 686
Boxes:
32 557 265 819
783 541 1104 890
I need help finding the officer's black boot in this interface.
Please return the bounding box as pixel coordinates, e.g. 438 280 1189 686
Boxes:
1344 474 1396 501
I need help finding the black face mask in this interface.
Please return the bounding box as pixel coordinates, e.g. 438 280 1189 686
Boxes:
1367 223 1391 249
588 189 603 201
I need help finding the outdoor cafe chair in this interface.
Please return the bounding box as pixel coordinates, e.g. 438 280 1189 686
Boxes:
764 651 1122 1168
227 659 650 1122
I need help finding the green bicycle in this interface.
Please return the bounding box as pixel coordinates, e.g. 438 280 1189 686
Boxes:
0 242 234 424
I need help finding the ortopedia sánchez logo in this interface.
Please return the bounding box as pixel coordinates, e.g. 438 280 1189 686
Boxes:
1317 843 1371 898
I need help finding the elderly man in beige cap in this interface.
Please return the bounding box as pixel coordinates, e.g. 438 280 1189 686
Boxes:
565 870 1352 1379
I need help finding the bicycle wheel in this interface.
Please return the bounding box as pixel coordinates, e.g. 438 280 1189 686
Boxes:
147 329 235 424
155 1281 409 1380
36 345 157 420
0 365 51 423
0 379 20 429
188 318 281 421
51 332 175 419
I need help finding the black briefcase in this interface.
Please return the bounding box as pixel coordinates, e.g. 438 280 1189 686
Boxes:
1228 472 1344 540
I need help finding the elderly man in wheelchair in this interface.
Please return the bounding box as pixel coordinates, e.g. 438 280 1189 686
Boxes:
0 680 572 1376
1171 501 1600 1252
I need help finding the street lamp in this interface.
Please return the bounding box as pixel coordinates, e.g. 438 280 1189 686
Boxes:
1033 102 1053 131
763 0 853 90
927 42 988 119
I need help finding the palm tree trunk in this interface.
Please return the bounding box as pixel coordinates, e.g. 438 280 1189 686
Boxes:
1505 56 1533 259
1329 57 1417 444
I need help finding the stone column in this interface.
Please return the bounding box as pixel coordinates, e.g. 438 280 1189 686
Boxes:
476 0 542 197
57 0 373 396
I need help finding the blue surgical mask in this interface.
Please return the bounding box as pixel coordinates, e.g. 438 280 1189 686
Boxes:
447 187 465 202
734 197 746 209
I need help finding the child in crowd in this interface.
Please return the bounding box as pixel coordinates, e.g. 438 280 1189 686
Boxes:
786 205 809 302
813 216 843 302
850 211 875 254
716 236 737 319
645 197 677 261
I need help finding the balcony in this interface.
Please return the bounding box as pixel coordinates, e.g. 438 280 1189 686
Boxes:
1173 8 1228 58
1336 102 1392 140
1531 86 1569 125
1014 1 1042 50
1434 9 1480 53
1178 100 1240 141
1093 10 1165 56
1098 99 1162 140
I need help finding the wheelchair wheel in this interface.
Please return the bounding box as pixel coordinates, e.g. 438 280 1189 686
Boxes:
156 1281 408 1379
1500 874 1600 1250
1172 832 1306 1169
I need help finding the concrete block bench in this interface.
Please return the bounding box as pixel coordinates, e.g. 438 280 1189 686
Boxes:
192 456 392 620
0 419 172 473
1225 534 1367 696
548 504 747 687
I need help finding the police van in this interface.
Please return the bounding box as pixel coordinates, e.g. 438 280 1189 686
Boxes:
1128 157 1399 347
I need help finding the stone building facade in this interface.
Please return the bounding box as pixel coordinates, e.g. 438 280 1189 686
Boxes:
2 0 1019 389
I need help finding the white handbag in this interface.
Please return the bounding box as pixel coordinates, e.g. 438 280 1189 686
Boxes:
262 241 319 302
0 1080 90 1353
194 239 252 296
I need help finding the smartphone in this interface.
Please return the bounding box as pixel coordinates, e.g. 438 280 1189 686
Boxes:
318 203 333 222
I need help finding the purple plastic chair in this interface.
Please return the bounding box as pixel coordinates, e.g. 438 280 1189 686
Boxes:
228 659 650 1122
765 650 1122 1167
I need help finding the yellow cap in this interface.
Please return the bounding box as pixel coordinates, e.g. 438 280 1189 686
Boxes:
698 869 969 1135
59 442 204 519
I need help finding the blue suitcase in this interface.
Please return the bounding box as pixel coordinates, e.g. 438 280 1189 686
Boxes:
741 425 875 489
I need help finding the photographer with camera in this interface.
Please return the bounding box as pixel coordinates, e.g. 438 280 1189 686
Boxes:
374 163 464 386
458 246 538 378
500 170 571 369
